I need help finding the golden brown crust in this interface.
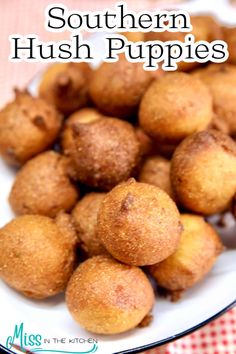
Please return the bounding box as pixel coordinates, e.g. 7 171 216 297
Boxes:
139 73 213 144
72 193 108 257
138 155 174 199
65 255 154 334
0 91 62 166
148 214 224 294
0 215 76 299
9 151 79 217
171 130 236 215
39 63 92 115
62 115 140 190
89 56 154 118
192 64 236 136
97 179 182 266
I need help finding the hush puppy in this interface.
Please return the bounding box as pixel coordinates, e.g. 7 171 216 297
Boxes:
39 63 92 115
89 56 154 118
139 156 173 198
171 130 236 215
139 73 213 144
0 214 77 299
9 151 79 218
62 114 140 190
149 214 223 301
72 193 108 257
97 179 182 266
66 255 154 334
0 91 62 166
193 64 236 136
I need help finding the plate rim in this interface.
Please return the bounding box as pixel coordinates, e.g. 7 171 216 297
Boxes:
114 301 236 354
1 301 235 354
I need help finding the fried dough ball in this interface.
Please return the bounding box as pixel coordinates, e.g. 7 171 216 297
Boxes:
0 91 62 166
9 151 78 218
149 214 223 300
193 64 236 136
0 214 77 299
66 255 154 334
97 179 182 266
89 56 154 118
72 193 108 257
223 27 236 64
139 73 213 144
145 15 222 72
61 108 101 162
171 130 236 215
62 114 140 190
39 63 92 115
139 156 174 198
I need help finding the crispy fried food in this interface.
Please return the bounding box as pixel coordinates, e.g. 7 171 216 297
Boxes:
39 63 92 115
9 151 79 217
171 130 236 215
139 156 174 198
97 179 182 266
0 91 62 166
62 113 140 190
89 56 154 118
66 255 154 334
72 192 108 257
0 214 77 299
193 64 236 136
148 214 224 300
139 73 212 144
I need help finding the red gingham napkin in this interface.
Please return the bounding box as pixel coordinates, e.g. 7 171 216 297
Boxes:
144 308 236 354
0 1 235 354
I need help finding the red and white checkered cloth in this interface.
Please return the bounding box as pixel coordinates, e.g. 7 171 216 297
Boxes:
145 309 236 354
0 1 235 353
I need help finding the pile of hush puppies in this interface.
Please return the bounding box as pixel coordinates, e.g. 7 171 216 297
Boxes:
0 15 236 336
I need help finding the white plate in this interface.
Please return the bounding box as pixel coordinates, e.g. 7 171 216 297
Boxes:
1 1 236 354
